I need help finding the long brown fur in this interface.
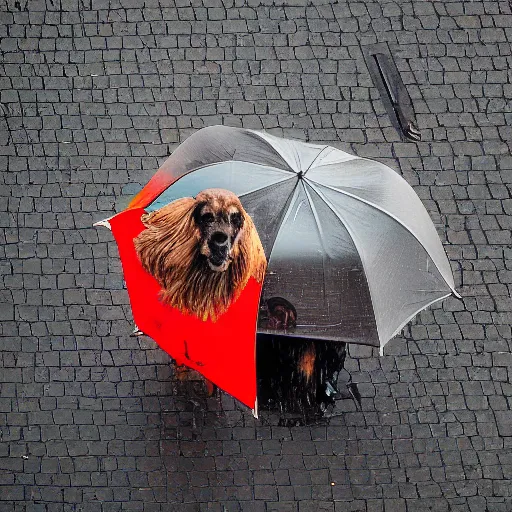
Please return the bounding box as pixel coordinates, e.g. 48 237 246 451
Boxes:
134 193 267 322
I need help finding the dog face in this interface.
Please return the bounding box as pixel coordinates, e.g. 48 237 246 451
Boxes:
134 187 266 321
194 190 245 272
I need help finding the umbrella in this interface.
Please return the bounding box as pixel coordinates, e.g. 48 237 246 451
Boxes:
95 125 459 410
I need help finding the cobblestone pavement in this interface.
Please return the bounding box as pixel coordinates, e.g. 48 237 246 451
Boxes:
1 0 512 510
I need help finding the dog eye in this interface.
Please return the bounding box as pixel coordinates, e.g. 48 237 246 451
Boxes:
230 212 243 226
201 213 214 223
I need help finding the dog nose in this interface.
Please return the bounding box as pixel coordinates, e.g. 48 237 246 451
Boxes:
211 232 229 247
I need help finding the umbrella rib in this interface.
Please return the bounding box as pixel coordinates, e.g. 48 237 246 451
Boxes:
306 180 383 346
180 160 295 177
307 179 460 298
301 146 331 177
264 179 302 264
239 175 299 258
246 130 300 174
302 182 329 309
238 175 296 199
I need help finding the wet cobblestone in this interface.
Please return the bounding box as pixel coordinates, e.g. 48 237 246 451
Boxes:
1 0 512 511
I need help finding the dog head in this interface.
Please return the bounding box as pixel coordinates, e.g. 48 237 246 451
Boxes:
193 189 245 272
134 188 266 321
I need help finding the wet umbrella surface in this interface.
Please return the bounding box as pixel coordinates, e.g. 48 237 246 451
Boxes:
97 125 459 412
133 125 459 351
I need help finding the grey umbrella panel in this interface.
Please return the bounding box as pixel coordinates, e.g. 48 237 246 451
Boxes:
237 177 297 258
146 161 294 213
305 151 457 294
246 180 379 346
142 126 458 352
307 181 453 346
156 125 295 176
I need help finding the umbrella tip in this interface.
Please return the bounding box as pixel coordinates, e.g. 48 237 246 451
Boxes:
452 289 463 300
252 398 259 419
93 218 112 230
131 325 145 337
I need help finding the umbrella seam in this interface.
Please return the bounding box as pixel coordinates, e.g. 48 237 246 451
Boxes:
237 176 297 201
307 179 459 297
302 182 329 315
305 180 384 346
302 146 331 177
259 177 302 265
245 129 301 174
238 175 296 200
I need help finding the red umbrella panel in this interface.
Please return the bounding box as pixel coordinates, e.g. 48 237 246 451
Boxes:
100 188 267 412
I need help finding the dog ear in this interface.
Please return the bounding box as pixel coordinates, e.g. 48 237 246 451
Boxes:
134 197 199 286
140 197 196 230
239 212 267 284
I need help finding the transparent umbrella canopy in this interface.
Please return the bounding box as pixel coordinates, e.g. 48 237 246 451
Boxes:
127 125 460 354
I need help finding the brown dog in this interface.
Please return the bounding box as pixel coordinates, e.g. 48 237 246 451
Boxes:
134 188 266 322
